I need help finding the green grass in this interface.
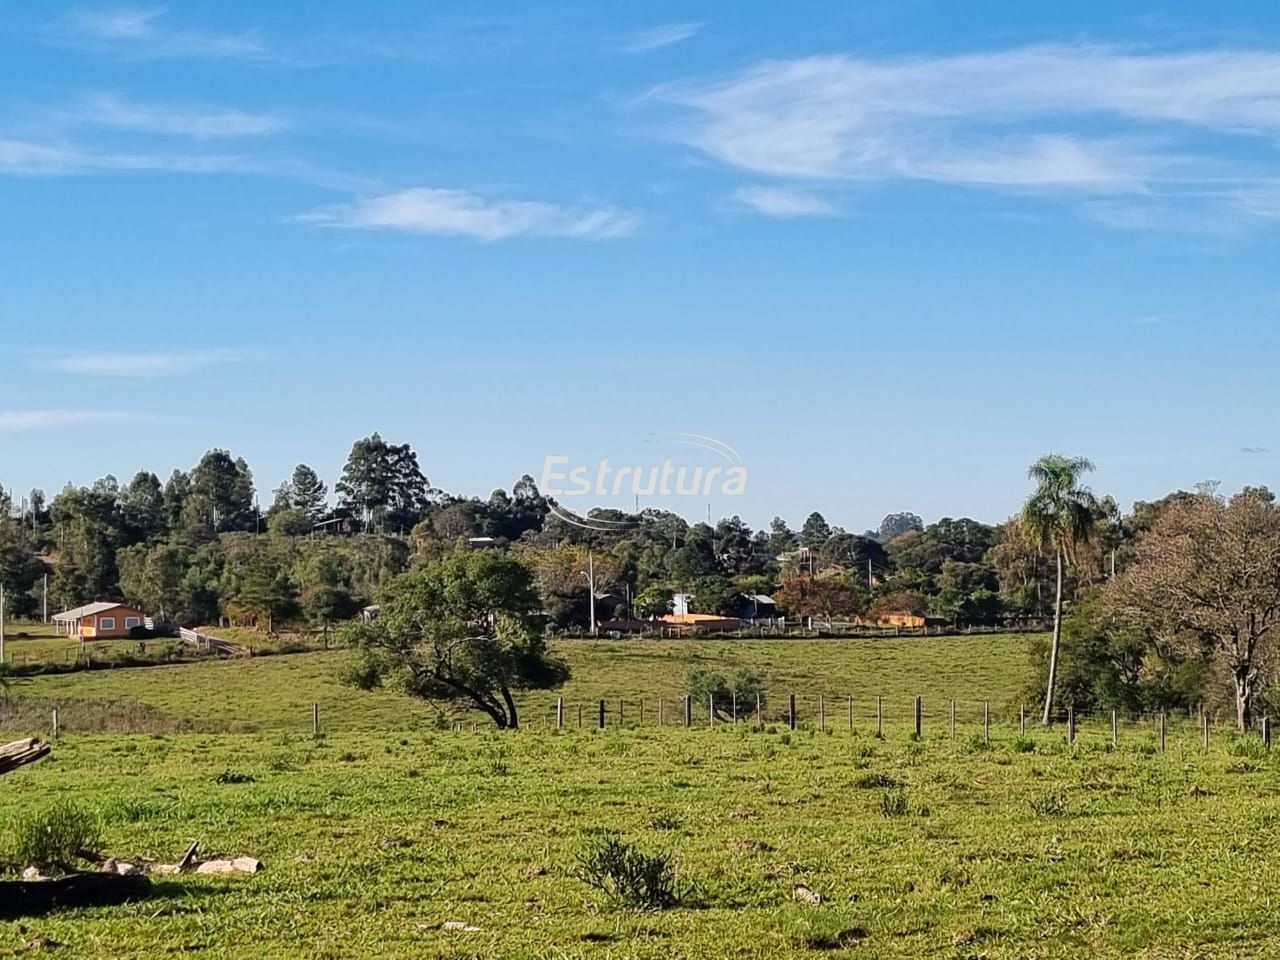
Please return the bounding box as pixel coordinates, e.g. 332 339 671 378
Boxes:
1 633 1276 957
1 725 1278 957
3 634 1034 734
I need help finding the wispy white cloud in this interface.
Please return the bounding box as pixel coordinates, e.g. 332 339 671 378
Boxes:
80 94 284 139
298 187 639 241
1242 446 1271 455
0 409 148 432
58 6 267 60
48 351 241 377
734 185 838 218
660 45 1280 206
619 22 701 55
0 137 259 177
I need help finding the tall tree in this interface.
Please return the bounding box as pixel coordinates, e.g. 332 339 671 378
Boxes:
190 451 256 534
799 512 832 548
1113 488 1280 731
117 542 186 621
336 433 431 532
341 549 568 729
1020 454 1098 725
288 464 328 521
120 471 166 544
877 512 923 543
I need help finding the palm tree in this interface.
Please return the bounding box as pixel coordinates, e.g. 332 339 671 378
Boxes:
1020 454 1098 725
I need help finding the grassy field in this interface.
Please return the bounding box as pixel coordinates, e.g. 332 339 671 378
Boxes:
2 634 1278 958
1 634 1035 734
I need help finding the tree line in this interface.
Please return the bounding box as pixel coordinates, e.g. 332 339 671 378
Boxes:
2 439 1279 729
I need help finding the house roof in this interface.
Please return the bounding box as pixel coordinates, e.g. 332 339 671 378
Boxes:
51 601 128 622
743 594 776 604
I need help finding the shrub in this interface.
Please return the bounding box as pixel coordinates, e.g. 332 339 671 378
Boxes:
879 788 909 818
1227 737 1269 761
1029 790 1068 817
1011 737 1036 753
686 669 766 721
2 801 102 871
852 772 901 790
486 746 511 776
575 834 687 910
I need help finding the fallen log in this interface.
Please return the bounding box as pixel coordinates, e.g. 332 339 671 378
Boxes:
0 873 151 918
0 738 51 777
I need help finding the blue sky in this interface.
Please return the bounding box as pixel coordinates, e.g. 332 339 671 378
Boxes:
2 2 1279 530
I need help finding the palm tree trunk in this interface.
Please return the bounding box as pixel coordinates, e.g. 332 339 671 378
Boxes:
1041 547 1065 725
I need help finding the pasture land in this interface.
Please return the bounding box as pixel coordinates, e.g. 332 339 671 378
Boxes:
3 634 1034 734
2 634 1277 958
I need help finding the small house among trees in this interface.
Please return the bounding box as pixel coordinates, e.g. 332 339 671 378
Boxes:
51 602 148 640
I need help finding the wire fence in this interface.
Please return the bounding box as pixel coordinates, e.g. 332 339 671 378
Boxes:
0 691 1272 752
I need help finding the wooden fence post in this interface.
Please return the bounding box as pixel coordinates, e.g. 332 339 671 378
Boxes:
1159 711 1167 752
577 704 583 728
1111 710 1117 748
658 698 664 726
312 702 319 736
950 699 956 739
709 693 715 728
618 699 624 727
756 692 762 726
1202 712 1209 750
983 701 990 745
913 696 922 739
819 695 826 732
788 694 797 731
1264 716 1272 750
639 698 644 725
876 696 883 738
1019 704 1026 737
556 697 564 729
1067 705 1076 745
598 700 606 730
52 709 59 739
684 695 692 728
847 696 853 732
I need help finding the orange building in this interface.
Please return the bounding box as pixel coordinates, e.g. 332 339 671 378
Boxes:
51 602 148 640
659 612 743 632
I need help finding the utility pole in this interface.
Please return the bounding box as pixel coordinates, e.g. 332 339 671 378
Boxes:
587 551 597 637
42 573 48 623
867 558 873 591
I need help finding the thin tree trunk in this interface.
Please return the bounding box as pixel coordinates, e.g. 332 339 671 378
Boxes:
500 685 519 731
1042 548 1065 725
1234 667 1253 732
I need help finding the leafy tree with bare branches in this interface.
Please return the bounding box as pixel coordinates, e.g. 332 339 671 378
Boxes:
1020 454 1098 724
1113 487 1280 731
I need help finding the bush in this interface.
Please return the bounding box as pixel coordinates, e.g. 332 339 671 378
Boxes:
1226 737 1269 761
852 773 901 789
2 801 102 871
1029 790 1068 817
575 834 687 910
879 788 909 818
686 669 766 721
